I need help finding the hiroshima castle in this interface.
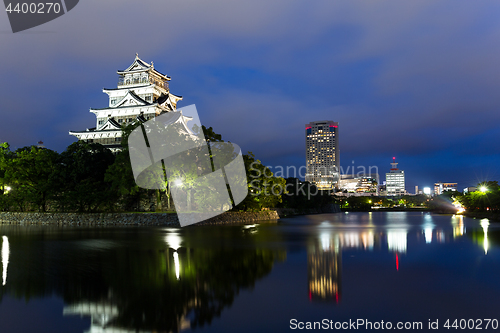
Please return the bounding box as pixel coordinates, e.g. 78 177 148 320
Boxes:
69 54 183 151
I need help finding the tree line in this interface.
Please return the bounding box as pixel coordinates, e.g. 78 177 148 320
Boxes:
455 181 500 212
0 125 290 213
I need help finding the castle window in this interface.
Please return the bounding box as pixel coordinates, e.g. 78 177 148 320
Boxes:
142 77 147 83
126 79 130 84
145 96 151 102
118 119 123 123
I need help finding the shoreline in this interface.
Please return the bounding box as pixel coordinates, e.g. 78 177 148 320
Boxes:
0 211 280 227
462 211 500 223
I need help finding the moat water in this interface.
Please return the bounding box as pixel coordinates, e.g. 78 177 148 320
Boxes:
0 212 498 332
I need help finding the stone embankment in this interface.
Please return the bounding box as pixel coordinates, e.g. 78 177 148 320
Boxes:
0 211 280 227
274 204 341 217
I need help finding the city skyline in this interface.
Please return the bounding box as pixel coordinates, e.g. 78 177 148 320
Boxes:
2 1 500 191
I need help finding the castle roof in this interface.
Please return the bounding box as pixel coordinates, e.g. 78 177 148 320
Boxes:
102 85 149 91
117 54 170 80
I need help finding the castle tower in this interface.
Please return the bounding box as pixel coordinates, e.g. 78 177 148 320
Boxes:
69 54 183 152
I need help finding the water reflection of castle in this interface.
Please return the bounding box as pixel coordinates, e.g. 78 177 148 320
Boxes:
0 227 284 333
63 301 191 333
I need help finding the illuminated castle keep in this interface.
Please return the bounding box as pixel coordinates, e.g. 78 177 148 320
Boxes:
69 54 183 151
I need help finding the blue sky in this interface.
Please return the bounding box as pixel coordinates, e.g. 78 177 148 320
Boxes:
1 0 500 191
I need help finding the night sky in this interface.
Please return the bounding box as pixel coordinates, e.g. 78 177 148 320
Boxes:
1 0 500 192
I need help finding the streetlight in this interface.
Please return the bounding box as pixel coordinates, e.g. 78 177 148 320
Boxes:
480 186 488 193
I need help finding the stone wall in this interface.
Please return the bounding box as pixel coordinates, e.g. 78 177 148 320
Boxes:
274 204 341 218
0 211 280 227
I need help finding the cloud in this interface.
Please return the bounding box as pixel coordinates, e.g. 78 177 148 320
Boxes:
1 0 500 186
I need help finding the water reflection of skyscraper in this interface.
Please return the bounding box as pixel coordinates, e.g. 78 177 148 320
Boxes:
308 233 341 302
308 230 378 302
308 228 409 302
307 218 489 303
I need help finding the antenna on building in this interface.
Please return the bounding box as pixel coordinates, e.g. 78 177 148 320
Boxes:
390 156 398 171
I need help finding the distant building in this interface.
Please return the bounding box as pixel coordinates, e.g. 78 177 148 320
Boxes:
338 174 379 195
305 121 339 190
434 182 457 195
463 186 477 194
69 54 183 152
379 183 387 196
385 157 405 196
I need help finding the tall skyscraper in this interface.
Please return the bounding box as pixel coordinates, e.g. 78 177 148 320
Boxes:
385 157 405 196
305 120 339 190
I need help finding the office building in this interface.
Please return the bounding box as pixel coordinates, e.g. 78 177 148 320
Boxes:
385 157 405 196
434 182 458 195
463 187 477 194
338 174 379 195
305 121 339 190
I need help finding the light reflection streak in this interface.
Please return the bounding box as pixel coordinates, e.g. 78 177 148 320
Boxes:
436 230 445 243
320 232 330 251
424 227 433 244
423 215 434 244
165 231 183 280
480 219 489 255
387 230 407 253
165 232 182 250
173 251 180 280
2 236 9 286
451 215 465 238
